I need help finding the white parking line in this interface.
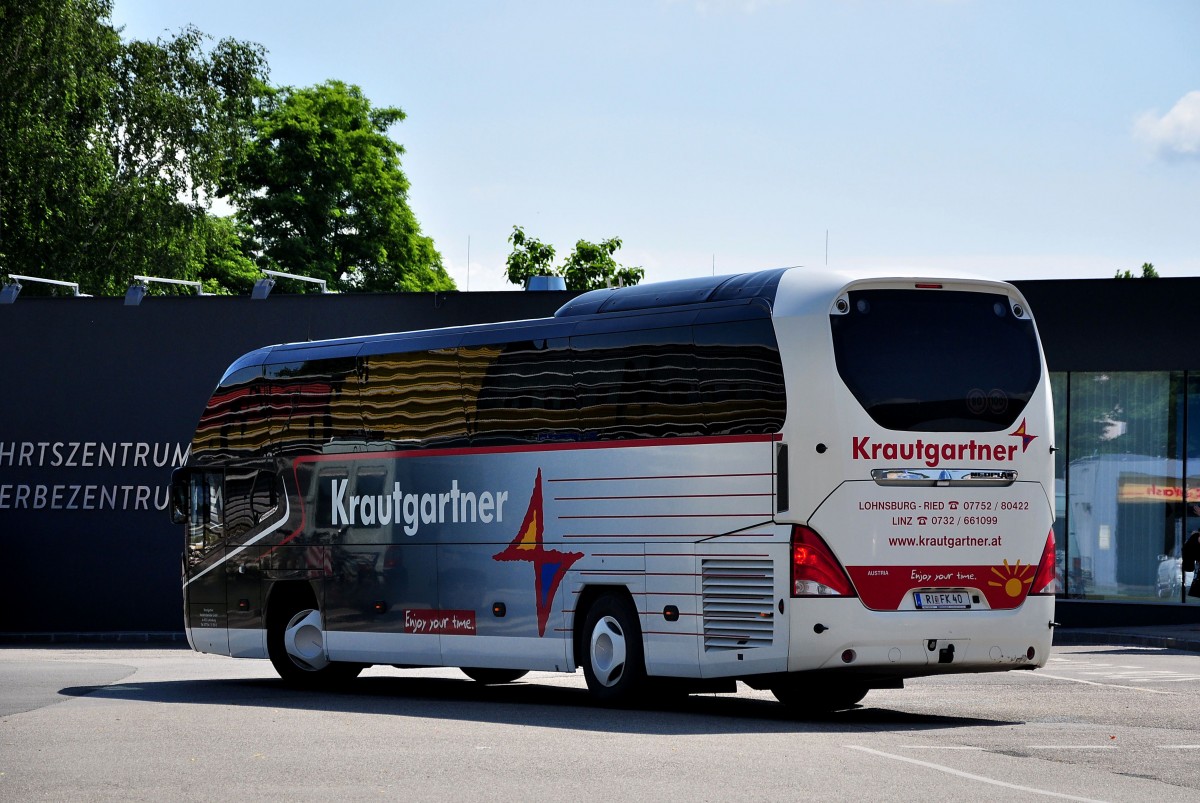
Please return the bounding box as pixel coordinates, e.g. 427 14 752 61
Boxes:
845 746 1108 802
1022 672 1178 694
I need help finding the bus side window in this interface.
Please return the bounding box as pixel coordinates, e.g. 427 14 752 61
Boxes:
185 471 225 566
224 469 257 539
693 319 786 435
360 349 468 448
571 327 699 440
469 338 578 445
264 357 360 454
251 469 278 522
223 468 280 540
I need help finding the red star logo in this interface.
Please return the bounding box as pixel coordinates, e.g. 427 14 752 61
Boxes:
493 469 582 637
1009 418 1037 452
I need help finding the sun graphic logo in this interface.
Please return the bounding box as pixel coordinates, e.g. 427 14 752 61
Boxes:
989 559 1034 598
493 468 583 637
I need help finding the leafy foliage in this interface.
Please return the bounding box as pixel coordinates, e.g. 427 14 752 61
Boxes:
1 3 451 296
560 236 644 292
504 226 557 287
0 0 121 291
1115 262 1159 279
504 226 643 291
230 81 453 293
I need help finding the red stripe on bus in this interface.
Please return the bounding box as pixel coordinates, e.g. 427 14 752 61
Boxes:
549 472 774 483
554 492 773 501
289 432 781 466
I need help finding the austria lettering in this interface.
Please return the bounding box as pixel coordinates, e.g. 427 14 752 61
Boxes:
330 478 508 536
852 437 1018 468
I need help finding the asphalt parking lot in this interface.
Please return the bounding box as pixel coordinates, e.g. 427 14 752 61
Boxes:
3 642 1200 801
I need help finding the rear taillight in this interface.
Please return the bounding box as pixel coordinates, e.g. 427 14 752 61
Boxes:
791 525 856 597
1030 530 1057 595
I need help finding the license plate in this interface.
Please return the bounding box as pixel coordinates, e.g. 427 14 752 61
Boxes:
913 590 971 610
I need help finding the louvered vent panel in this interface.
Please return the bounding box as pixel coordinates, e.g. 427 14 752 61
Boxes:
702 558 774 651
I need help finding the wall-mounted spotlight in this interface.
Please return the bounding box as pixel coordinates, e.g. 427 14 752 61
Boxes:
252 269 334 300
251 276 275 300
1 274 91 303
125 275 205 306
124 282 147 306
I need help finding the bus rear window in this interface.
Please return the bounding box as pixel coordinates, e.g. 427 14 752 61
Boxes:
830 289 1041 432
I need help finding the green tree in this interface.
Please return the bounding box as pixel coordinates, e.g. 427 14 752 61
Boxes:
230 80 453 293
196 215 260 295
1115 262 1159 279
97 26 267 294
504 225 557 287
0 1 269 295
503 227 643 290
560 236 644 292
0 0 120 290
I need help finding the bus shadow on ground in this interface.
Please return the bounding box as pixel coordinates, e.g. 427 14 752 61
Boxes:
59 674 1019 736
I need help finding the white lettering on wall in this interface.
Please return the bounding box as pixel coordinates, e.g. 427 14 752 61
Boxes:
0 484 172 511
0 441 190 468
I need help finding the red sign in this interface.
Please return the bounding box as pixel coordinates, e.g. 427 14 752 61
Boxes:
1117 477 1200 504
846 563 1038 610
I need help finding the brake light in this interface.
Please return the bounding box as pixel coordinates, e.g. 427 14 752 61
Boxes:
791 525 856 597
1029 530 1057 595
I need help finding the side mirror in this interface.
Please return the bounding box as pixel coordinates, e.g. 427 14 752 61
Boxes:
170 468 191 524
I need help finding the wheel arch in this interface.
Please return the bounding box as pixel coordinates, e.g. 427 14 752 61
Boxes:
572 584 637 669
265 579 319 628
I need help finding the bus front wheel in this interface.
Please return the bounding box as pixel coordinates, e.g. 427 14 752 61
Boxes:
266 596 361 687
581 592 647 705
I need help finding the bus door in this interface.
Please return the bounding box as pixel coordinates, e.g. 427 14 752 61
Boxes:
222 467 279 657
175 468 230 654
320 460 443 666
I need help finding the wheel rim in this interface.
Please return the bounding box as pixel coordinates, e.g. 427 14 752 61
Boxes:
589 615 627 687
283 608 329 671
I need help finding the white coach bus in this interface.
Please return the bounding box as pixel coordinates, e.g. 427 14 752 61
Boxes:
172 267 1056 711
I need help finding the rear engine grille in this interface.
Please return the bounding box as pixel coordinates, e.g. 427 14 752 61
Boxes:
702 558 774 651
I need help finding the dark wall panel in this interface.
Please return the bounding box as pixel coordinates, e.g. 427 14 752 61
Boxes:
0 291 572 633
1014 278 1200 372
4 276 1198 633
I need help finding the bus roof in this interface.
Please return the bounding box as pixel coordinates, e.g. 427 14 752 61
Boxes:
553 268 790 317
221 268 793 377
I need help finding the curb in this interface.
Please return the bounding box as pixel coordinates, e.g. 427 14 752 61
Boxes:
1053 629 1200 653
0 632 188 646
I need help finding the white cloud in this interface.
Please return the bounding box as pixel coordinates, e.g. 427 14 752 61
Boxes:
1135 90 1200 161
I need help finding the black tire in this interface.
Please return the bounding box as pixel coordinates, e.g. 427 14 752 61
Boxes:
771 678 868 713
266 594 362 688
580 592 647 706
461 668 529 685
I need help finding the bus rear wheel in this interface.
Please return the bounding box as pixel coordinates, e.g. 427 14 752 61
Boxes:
461 668 529 684
581 592 647 706
771 679 868 713
267 597 361 687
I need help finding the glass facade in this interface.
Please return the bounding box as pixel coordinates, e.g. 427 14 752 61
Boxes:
1053 370 1200 602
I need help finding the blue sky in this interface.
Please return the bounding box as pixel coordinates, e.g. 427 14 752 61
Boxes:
111 1 1199 290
